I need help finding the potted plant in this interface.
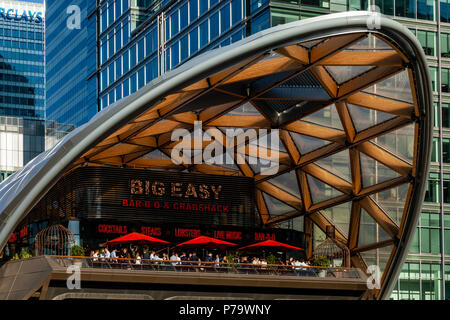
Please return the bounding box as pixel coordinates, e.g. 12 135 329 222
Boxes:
312 256 331 277
225 251 240 272
266 253 278 272
19 248 32 259
71 245 85 267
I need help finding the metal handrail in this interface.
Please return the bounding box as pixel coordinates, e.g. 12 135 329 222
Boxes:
49 255 363 279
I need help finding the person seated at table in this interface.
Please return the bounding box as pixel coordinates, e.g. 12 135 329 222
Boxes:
170 252 180 266
153 252 163 264
92 250 99 262
110 249 117 263
204 252 213 266
162 253 170 266
141 249 149 264
214 254 221 269
252 257 260 266
222 256 229 269
120 248 129 264
149 250 158 263
190 252 201 268
239 256 249 270
135 252 142 265
292 259 302 273
261 258 268 269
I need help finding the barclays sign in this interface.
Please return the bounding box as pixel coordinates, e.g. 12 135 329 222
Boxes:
0 8 43 23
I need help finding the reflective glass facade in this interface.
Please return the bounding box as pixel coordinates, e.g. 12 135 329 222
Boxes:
45 0 449 299
0 116 45 182
0 1 45 182
0 0 45 120
45 0 96 127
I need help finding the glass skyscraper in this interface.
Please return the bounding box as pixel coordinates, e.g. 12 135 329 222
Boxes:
0 0 45 182
45 0 449 299
0 0 45 119
45 0 96 127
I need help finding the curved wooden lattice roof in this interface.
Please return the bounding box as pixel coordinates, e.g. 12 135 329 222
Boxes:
0 12 432 299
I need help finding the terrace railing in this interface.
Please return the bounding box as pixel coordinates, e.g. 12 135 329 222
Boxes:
49 255 363 279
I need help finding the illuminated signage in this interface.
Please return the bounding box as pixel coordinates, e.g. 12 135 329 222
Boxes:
0 7 43 23
32 167 256 227
255 232 276 241
98 224 128 234
122 199 229 213
130 179 223 200
90 223 305 248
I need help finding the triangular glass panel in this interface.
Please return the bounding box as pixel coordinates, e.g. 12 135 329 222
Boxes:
315 150 352 183
302 104 343 130
358 208 392 247
261 100 300 113
360 153 401 188
306 174 344 204
260 70 330 100
320 201 352 238
371 123 415 164
347 103 396 132
142 149 171 159
247 155 279 176
360 245 394 277
267 170 301 199
226 102 262 116
274 216 304 232
371 183 409 226
325 66 375 84
249 131 287 152
210 162 240 172
313 224 326 250
289 132 331 154
346 34 394 51
362 70 413 103
262 192 296 217
299 39 324 48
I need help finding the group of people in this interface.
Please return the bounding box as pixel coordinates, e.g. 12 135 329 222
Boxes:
86 246 313 272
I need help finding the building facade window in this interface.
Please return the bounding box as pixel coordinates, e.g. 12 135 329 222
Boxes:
250 9 270 34
429 66 438 91
425 173 441 203
431 137 440 162
391 261 443 300
443 103 450 128
410 29 437 56
442 68 450 93
271 8 300 27
417 0 435 21
396 0 416 18
376 0 394 15
441 0 450 22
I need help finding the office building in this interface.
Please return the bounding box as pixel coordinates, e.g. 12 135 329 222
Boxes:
43 0 449 299
0 0 45 182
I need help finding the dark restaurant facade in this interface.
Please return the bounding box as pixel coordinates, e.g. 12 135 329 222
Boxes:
8 166 305 252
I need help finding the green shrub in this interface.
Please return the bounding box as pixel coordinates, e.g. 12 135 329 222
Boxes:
71 245 85 257
312 256 331 267
266 254 277 265
19 248 32 259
